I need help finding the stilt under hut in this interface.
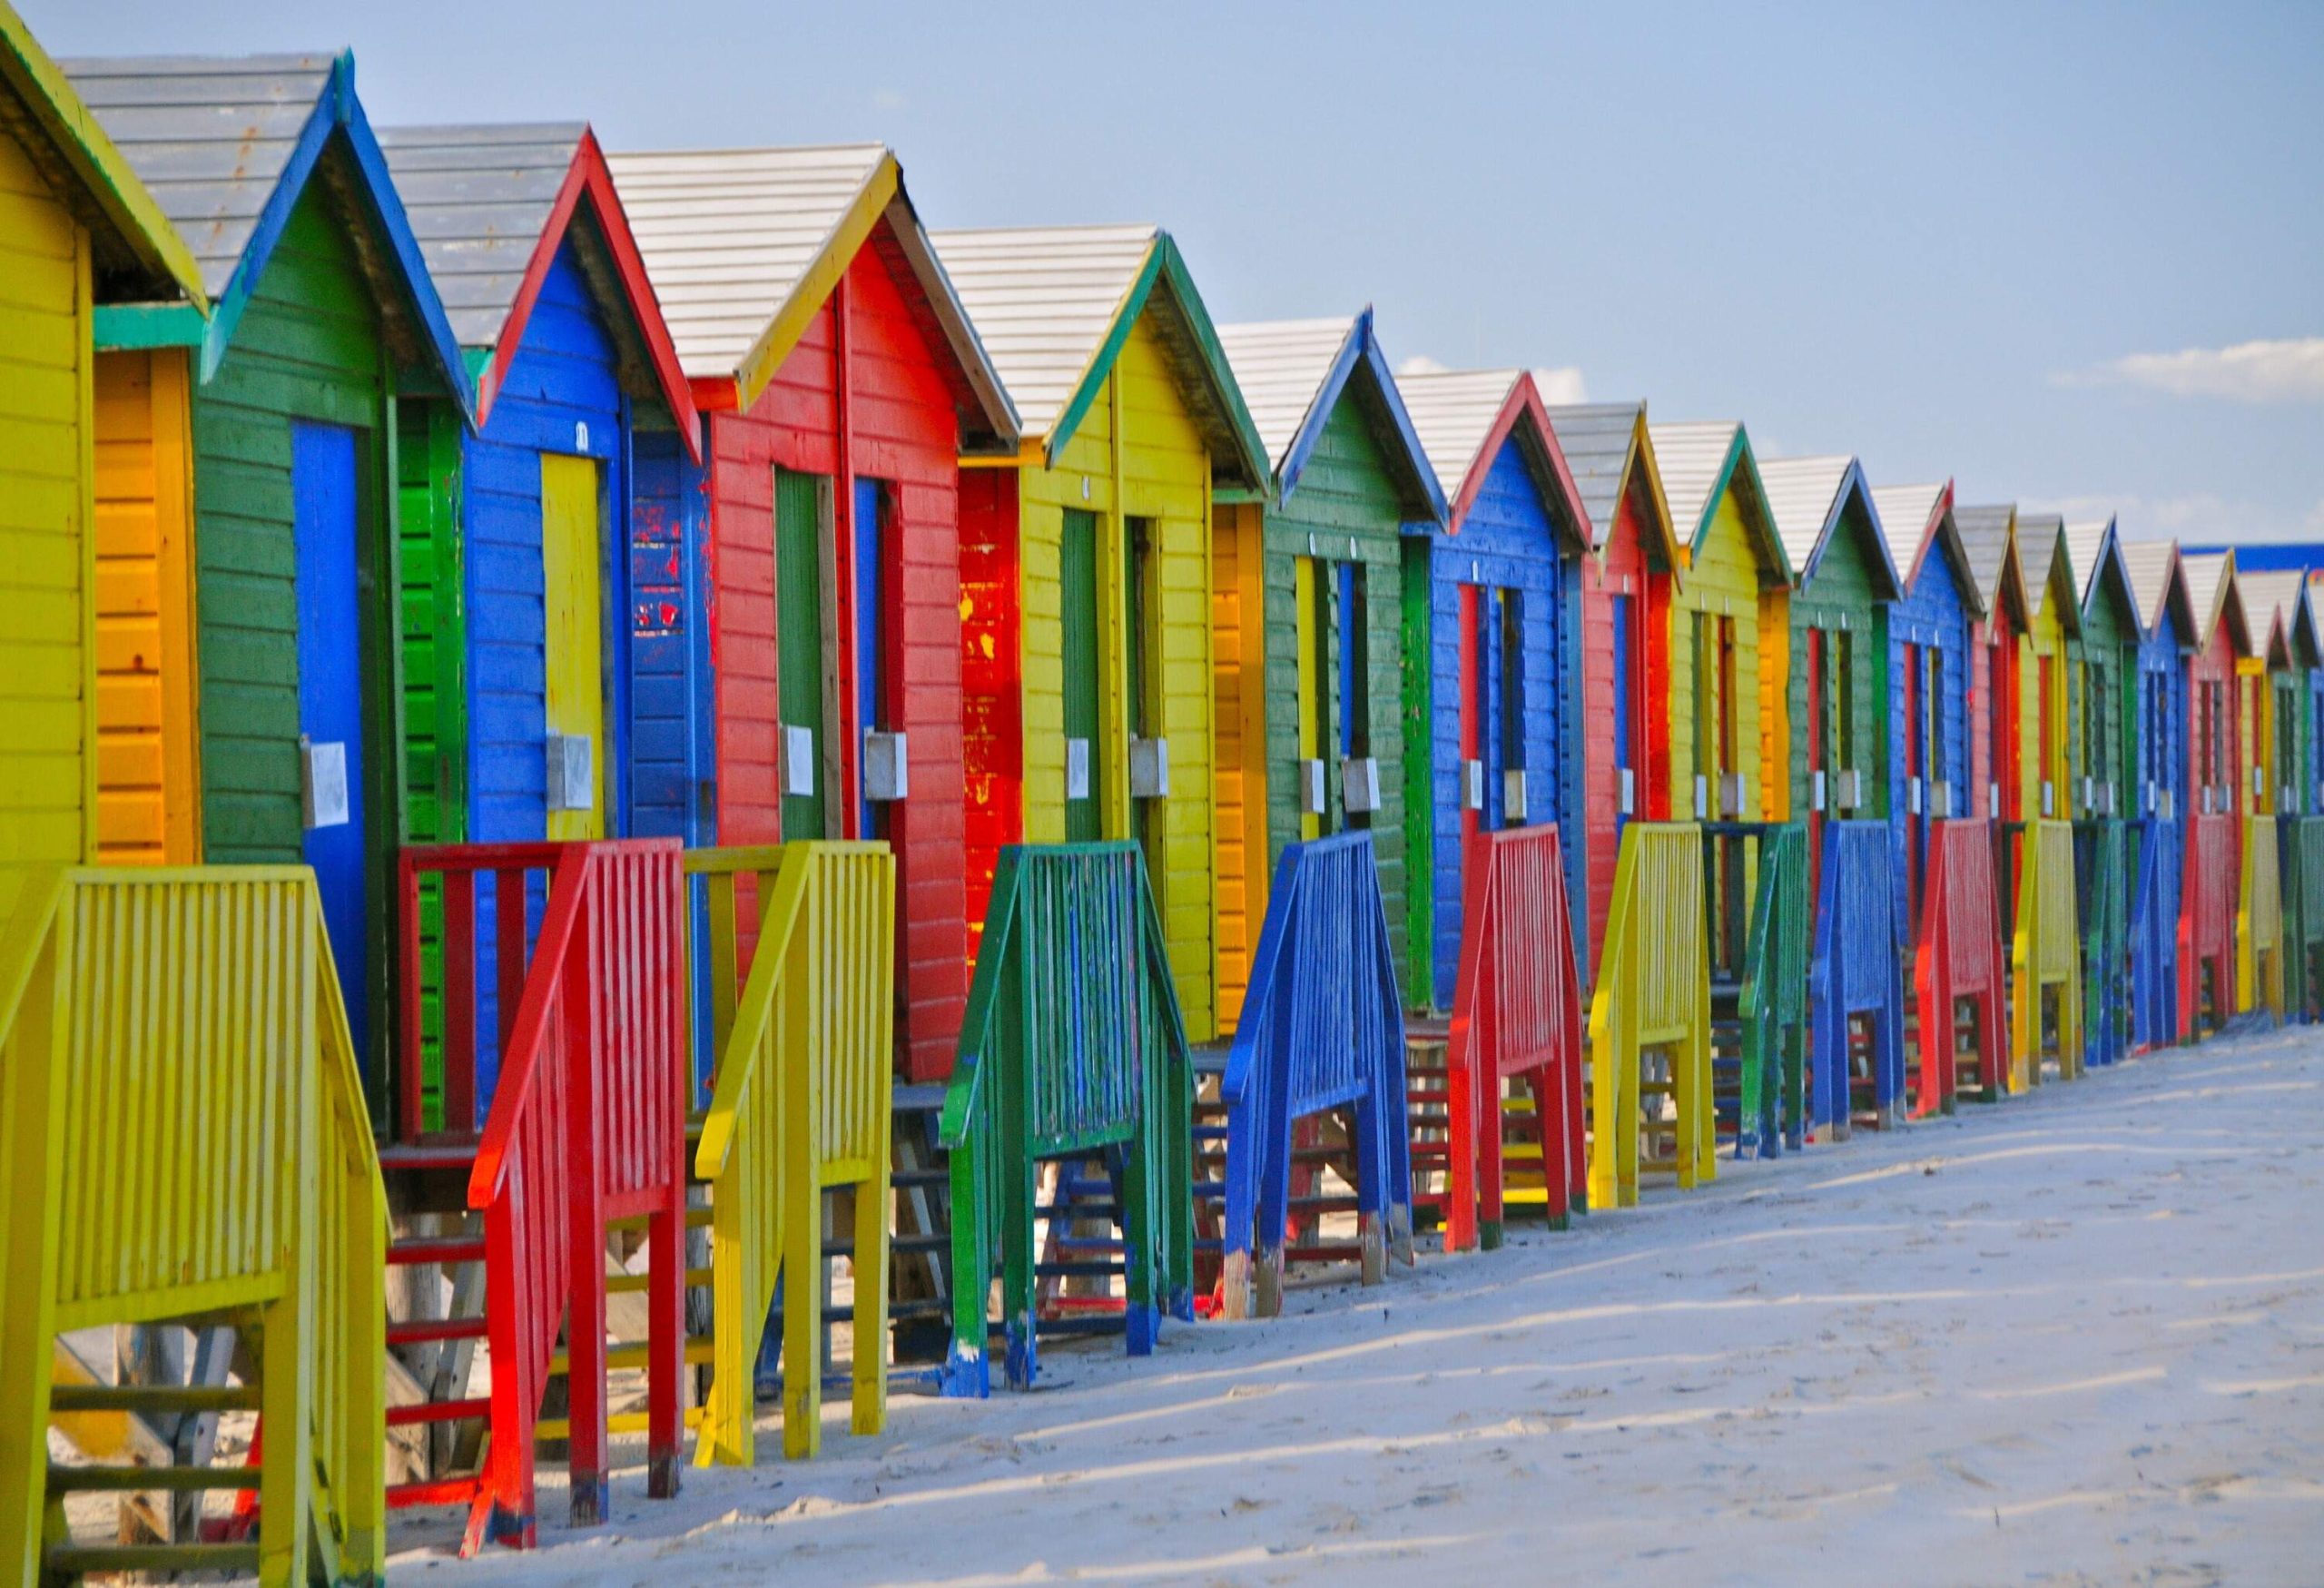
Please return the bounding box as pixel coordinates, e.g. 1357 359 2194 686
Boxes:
2177 549 2251 1036
2121 538 2197 1048
931 223 1270 1042
1544 402 1684 981
69 53 478 1091
1649 421 1800 1152
609 145 1019 1080
1873 480 2000 1109
1398 368 1594 1008
2063 517 2143 1065
4 14 389 1582
1759 455 1905 1130
1211 311 1448 1017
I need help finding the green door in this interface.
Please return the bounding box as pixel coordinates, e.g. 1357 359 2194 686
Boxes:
776 467 827 839
1060 507 1101 842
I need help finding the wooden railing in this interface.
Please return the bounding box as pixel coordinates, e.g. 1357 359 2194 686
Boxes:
1810 820 1905 1134
940 843 1194 1394
2282 816 2324 1022
686 843 895 1465
1915 820 2008 1110
2130 817 2179 1050
0 867 386 1587
2237 815 2285 1022
1709 822 1810 1159
397 840 688 1551
2009 819 2084 1088
1587 824 1710 1208
2075 820 2130 1067
2181 814 2236 1039
1217 831 1410 1313
1443 825 1583 1252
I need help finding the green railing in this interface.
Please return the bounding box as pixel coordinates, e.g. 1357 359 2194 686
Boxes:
2074 819 2130 1066
939 843 1195 1395
2283 816 2324 1021
1734 823 1810 1155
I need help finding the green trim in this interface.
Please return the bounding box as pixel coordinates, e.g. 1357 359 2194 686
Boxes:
1047 243 1165 469
92 301 206 350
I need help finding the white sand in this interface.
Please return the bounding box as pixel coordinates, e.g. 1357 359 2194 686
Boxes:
393 1024 2324 1585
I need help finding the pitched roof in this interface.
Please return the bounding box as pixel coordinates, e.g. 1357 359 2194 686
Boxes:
1215 311 1443 523
1954 503 2024 623
0 3 202 305
66 51 470 411
2179 549 2252 656
2016 512 2081 636
931 222 1264 488
2063 517 2141 640
1870 481 1982 617
1398 369 1589 548
1646 419 1791 583
1758 454 1902 598
2121 538 2198 641
379 123 696 449
607 143 1013 449
2240 567 2305 665
1544 402 1682 576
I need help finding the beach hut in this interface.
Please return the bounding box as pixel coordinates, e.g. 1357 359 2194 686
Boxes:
1954 506 2033 829
2017 515 2082 825
1872 481 1980 937
2179 549 2252 1033
2063 518 2142 1063
71 53 476 1080
1759 456 1902 891
932 224 1270 1042
607 146 1019 1080
1401 370 1592 1007
2122 538 2195 1046
1545 403 1685 978
1211 312 1448 1015
2240 571 2309 814
1648 422 1792 826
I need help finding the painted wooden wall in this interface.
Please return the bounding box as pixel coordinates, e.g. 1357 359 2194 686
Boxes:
1580 471 1673 981
0 121 94 925
1213 388 1417 1024
2022 568 2074 824
703 219 970 1078
1974 604 2020 824
1886 542 1973 940
2137 603 2189 822
1787 502 1892 829
92 347 201 863
397 394 465 850
1668 479 1785 825
2237 656 2270 816
2071 578 2139 821
1427 436 1581 1008
628 425 713 844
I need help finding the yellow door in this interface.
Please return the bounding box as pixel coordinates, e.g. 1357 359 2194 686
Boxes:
542 453 606 841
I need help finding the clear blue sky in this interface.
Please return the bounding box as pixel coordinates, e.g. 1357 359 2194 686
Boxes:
31 1 2323 543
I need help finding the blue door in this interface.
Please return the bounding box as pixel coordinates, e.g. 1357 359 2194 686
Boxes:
294 422 369 1057
855 478 886 839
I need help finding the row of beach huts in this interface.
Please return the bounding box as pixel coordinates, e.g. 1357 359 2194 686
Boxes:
4 13 2319 1583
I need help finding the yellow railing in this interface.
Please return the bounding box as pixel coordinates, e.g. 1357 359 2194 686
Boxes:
686 843 895 1466
2238 816 2285 1021
1587 824 1711 1209
2009 821 2084 1089
0 867 385 1587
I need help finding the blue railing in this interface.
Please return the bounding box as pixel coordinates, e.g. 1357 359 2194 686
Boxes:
1809 820 1905 1133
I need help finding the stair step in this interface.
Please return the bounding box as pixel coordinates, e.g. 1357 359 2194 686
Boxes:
1033 1260 1123 1278
386 1236 486 1266
389 1475 484 1510
546 1336 714 1376
46 1544 261 1577
387 1317 487 1347
49 1384 257 1415
386 1396 490 1428
606 1267 713 1293
378 1141 481 1172
46 1464 261 1493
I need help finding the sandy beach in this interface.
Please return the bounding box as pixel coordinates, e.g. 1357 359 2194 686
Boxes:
392 1023 2324 1586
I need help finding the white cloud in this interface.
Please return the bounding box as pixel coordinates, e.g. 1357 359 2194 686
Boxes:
2061 337 2324 404
1397 354 1448 376
1531 365 1588 405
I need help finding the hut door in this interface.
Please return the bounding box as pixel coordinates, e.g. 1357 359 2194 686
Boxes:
1902 640 1923 919
1059 508 1100 842
542 454 606 842
775 468 829 840
1295 558 1324 842
1990 635 2016 822
1610 595 1636 835
292 421 369 1057
1805 627 1827 893
2038 654 2058 817
1457 585 1496 854
1337 562 1367 829
1498 589 1525 829
854 478 887 840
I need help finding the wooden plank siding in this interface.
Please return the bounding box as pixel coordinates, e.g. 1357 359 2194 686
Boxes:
1787 500 1892 830
1887 533 1974 939
2023 558 2077 824
0 121 94 923
395 393 464 850
2071 569 2140 821
1579 473 1675 981
1669 481 1786 824
701 219 970 1078
92 345 201 863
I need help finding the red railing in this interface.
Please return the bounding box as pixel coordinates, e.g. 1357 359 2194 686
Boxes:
396 840 689 1553
1443 826 1585 1251
2182 813 2236 1034
1914 819 2007 1112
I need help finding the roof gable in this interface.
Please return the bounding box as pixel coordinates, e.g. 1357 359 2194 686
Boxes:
381 123 697 457
2241 570 2301 667
1216 310 1445 524
931 223 1262 488
1401 369 1590 551
67 50 470 415
1646 420 1791 585
2016 513 2083 638
2121 539 2197 645
1758 454 1901 600
1955 504 2032 628
2180 550 2253 656
1871 481 1984 620
0 3 202 307
1544 402 1682 578
2063 518 2142 644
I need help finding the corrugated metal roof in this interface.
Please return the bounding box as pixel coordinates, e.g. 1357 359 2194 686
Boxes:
2179 550 2247 652
1543 402 1644 550
1757 455 1852 577
2238 567 2305 656
378 123 586 350
1646 420 1741 544
2017 512 2073 622
2121 540 2182 634
929 222 1158 439
1955 504 2018 613
1397 368 1523 508
1872 482 1943 575
606 143 889 380
2063 518 2111 607
63 53 335 300
1216 315 1357 471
